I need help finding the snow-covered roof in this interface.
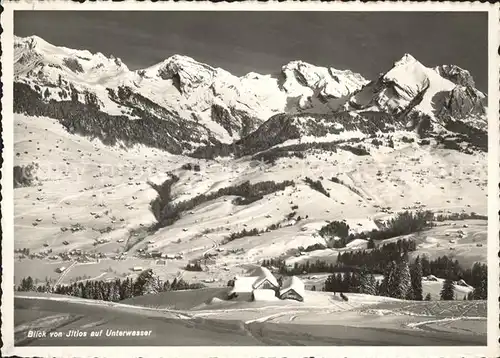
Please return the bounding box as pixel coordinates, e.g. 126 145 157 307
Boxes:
279 276 305 297
253 289 279 301
229 276 259 294
250 266 279 289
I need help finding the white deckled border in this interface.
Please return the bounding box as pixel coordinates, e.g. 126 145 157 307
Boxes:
1 2 499 358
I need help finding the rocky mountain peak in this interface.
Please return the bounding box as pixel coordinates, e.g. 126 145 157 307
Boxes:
434 65 476 88
148 54 218 94
393 53 418 67
281 60 368 99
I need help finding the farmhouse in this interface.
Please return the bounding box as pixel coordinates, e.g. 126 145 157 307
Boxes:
279 276 305 302
250 266 279 290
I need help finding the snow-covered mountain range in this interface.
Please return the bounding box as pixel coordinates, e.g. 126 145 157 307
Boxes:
14 35 487 155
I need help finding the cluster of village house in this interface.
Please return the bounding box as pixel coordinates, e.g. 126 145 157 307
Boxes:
228 266 305 302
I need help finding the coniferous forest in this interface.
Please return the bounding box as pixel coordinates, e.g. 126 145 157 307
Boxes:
16 269 205 301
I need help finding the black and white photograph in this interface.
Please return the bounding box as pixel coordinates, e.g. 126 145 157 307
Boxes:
2 4 499 355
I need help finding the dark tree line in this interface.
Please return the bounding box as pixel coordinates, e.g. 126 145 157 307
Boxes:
181 163 201 171
151 178 294 229
16 269 205 301
305 177 330 197
434 212 488 221
185 262 203 271
322 256 419 300
335 239 417 274
263 238 417 275
322 254 486 301
148 175 180 223
14 82 204 154
339 145 370 156
318 210 434 249
262 247 487 301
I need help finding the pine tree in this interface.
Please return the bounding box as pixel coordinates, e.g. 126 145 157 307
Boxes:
420 255 431 276
108 281 121 302
382 260 400 298
19 276 35 292
440 278 455 300
74 283 83 298
359 268 376 295
134 269 160 296
410 256 423 300
120 278 134 299
171 277 178 291
424 293 431 301
343 272 352 292
95 282 104 301
397 257 412 300
472 263 487 300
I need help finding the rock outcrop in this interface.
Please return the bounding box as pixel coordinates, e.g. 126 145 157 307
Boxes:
434 65 476 88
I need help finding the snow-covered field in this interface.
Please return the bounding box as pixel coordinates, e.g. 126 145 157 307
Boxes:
14 290 487 346
14 112 487 289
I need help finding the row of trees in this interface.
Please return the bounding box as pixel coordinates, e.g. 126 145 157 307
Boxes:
261 239 417 276
339 145 370 156
262 236 488 301
317 211 434 249
322 256 487 301
336 239 417 274
16 269 205 301
304 177 330 197
336 248 486 288
434 212 488 221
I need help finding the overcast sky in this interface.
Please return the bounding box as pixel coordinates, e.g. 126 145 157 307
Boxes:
14 11 488 91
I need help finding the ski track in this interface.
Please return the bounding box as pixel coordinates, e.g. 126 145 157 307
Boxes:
54 260 77 287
